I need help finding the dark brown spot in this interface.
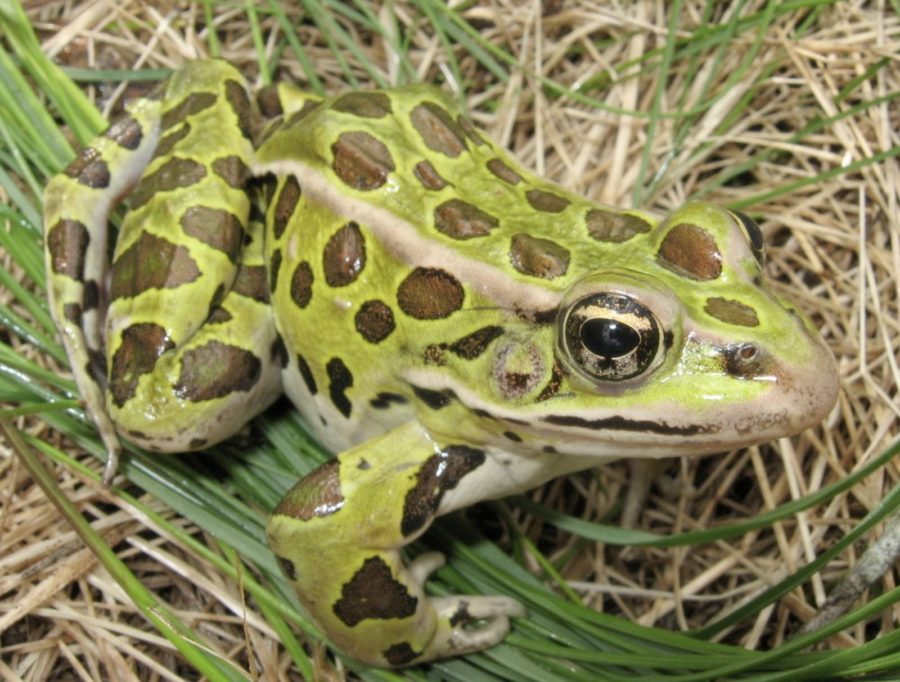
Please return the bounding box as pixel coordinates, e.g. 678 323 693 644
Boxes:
188 437 208 449
586 208 652 243
256 85 283 117
327 358 353 418
525 188 570 213
153 124 190 159
332 91 392 118
382 643 420 667
63 302 82 324
487 158 522 184
232 264 269 302
448 325 504 359
705 297 760 327
423 344 446 365
296 353 318 395
504 431 522 442
411 385 454 410
413 160 447 190
658 223 722 280
457 114 485 145
332 131 395 191
83 280 99 310
65 148 110 189
224 79 254 139
180 206 244 262
397 267 464 320
401 445 486 536
273 176 301 240
46 219 89 279
290 261 314 308
269 248 282 293
271 335 288 368
434 199 499 240
104 115 142 150
410 102 467 157
369 392 408 409
211 155 251 189
160 91 217 129
175 340 262 402
333 556 418 626
354 300 395 343
276 556 297 581
509 233 570 279
323 222 366 287
207 307 233 324
272 460 344 521
129 157 207 210
110 232 201 299
109 322 174 407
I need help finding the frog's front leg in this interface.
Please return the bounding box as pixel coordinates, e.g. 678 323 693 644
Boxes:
267 421 525 667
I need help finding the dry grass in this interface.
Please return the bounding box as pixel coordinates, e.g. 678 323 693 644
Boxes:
2 0 899 680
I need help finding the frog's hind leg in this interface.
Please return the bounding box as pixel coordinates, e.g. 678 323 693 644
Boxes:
267 422 525 667
44 90 165 478
44 60 281 481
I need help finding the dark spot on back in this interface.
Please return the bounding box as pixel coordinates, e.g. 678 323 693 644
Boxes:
332 130 395 191
434 198 498 240
410 102 466 157
323 222 366 287
273 176 301 240
160 91 217 129
586 208 652 243
354 300 395 343
129 157 207 210
332 91 393 118
397 267 464 319
290 261 314 308
296 353 318 395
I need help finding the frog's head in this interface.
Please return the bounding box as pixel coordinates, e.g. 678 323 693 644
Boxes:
411 202 838 459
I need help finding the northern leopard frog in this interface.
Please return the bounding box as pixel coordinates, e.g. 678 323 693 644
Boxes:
44 59 838 667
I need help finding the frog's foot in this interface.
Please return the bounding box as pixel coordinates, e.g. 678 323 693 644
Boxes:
408 552 525 662
425 595 526 662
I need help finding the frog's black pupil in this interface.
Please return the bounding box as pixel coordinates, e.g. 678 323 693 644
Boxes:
580 318 640 358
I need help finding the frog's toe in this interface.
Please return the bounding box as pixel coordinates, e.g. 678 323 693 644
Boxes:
425 596 526 660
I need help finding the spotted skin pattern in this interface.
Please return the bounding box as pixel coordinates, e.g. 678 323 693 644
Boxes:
44 60 839 667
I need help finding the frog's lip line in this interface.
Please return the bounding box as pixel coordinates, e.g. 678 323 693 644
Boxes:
254 158 563 311
407 366 835 453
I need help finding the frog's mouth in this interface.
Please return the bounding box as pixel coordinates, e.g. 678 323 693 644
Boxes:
407 329 838 461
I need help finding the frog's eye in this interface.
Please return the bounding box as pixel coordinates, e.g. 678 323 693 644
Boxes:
732 211 765 266
560 292 663 382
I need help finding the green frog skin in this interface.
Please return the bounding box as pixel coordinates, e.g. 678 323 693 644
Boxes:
43 60 839 667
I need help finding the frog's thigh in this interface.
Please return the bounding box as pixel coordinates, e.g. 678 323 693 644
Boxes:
106 264 283 453
267 422 524 667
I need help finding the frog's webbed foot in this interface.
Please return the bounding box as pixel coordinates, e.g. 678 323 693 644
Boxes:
409 552 525 662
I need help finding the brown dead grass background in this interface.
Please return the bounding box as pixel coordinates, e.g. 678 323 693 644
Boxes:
2 0 899 680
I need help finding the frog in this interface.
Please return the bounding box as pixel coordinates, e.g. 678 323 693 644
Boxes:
43 59 839 668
